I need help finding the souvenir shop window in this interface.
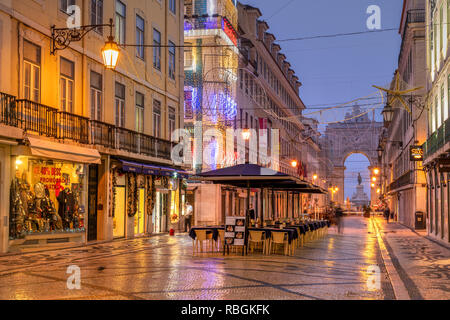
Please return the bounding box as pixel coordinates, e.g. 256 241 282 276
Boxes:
9 157 86 239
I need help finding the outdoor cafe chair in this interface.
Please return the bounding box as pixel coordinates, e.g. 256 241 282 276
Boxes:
248 231 266 254
269 232 292 256
193 230 214 254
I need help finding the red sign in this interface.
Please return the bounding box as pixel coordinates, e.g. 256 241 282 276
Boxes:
222 17 238 46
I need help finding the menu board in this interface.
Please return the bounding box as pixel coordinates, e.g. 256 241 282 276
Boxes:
225 216 246 246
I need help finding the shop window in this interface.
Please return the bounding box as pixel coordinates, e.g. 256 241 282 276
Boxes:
9 156 86 239
23 40 41 102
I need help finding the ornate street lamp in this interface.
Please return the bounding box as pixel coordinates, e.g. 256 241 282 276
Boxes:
381 104 395 124
51 19 120 70
102 37 120 69
377 146 383 160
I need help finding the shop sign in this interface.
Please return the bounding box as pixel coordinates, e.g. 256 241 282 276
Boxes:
410 145 423 161
224 216 246 247
155 177 162 186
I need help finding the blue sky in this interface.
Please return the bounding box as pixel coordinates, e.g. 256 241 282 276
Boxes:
240 0 404 199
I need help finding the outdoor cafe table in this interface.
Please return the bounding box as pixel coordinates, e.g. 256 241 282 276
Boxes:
189 226 224 241
248 227 297 244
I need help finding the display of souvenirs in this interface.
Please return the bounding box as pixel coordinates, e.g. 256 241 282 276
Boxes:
9 158 85 239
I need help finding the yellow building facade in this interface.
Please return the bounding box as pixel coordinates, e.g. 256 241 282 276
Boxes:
0 0 186 253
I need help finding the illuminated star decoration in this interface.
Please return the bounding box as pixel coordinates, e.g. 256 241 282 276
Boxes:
372 72 423 114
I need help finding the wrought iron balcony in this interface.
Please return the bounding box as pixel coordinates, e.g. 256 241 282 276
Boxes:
0 93 174 161
15 99 58 137
0 92 18 127
406 9 425 25
387 170 413 192
58 111 89 144
423 117 450 160
90 120 116 149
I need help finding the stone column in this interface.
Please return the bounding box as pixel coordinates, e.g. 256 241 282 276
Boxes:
331 166 345 206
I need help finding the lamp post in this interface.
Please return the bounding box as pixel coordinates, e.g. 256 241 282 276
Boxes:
51 19 120 70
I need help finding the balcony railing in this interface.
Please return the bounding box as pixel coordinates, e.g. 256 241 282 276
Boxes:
90 120 116 149
423 117 450 160
58 111 89 144
0 92 18 127
0 93 174 161
16 99 58 137
116 127 139 153
387 170 413 192
406 9 425 25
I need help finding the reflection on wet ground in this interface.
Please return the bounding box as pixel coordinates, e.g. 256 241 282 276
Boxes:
0 217 394 300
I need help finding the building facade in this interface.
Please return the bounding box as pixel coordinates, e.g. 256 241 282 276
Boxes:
0 0 185 253
422 0 450 244
183 2 323 226
379 0 427 229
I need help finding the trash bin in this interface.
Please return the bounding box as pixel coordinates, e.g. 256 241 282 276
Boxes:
415 211 426 230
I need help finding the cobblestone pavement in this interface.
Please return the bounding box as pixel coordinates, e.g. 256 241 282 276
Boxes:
372 217 450 300
0 217 401 300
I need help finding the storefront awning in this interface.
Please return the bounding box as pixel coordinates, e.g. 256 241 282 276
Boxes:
27 136 101 164
118 159 189 179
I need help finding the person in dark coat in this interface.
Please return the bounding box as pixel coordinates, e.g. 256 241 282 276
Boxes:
248 204 256 221
335 206 344 234
384 206 391 223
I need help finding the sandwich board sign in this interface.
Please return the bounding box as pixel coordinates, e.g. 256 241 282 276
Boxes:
224 216 246 255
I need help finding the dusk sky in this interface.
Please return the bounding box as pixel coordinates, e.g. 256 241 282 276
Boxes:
241 0 404 200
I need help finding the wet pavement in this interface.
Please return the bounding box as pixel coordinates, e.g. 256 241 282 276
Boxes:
0 216 446 300
372 217 450 300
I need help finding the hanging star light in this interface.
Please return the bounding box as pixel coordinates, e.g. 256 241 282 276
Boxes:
372 72 423 114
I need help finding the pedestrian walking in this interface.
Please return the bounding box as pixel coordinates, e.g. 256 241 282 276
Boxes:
335 206 344 234
383 206 390 223
184 202 193 232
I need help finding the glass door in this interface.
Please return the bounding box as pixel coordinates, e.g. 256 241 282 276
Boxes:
153 192 161 233
113 186 126 238
134 188 145 236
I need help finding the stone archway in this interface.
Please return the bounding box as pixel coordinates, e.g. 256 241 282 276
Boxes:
321 105 383 206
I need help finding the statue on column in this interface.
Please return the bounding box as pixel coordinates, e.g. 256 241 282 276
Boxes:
358 173 362 186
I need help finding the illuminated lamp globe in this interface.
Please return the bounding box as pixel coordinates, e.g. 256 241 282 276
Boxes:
291 160 298 168
102 37 120 70
242 129 251 141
